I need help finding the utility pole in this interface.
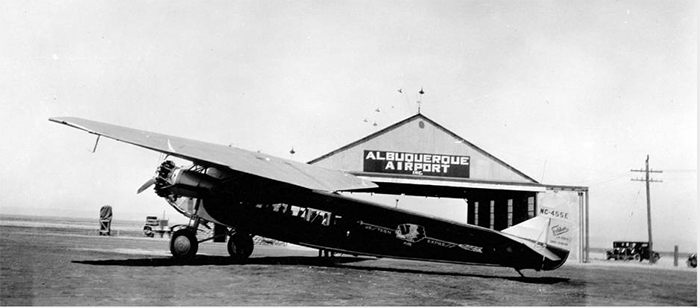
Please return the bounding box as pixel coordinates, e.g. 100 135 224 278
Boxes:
631 155 663 263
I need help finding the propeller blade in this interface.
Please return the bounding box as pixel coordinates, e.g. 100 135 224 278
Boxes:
137 178 156 194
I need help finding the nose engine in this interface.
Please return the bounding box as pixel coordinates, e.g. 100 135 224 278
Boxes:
152 160 219 199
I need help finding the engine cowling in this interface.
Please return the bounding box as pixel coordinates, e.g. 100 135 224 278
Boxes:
154 161 218 198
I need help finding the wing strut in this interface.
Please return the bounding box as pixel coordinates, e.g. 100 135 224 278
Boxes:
92 135 101 153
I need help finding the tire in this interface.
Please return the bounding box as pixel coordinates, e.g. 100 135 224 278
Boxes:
634 254 641 261
227 233 254 262
170 228 198 261
143 226 154 237
651 253 660 264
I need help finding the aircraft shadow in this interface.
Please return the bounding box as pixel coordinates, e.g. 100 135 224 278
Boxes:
73 255 568 284
335 263 569 284
72 255 372 267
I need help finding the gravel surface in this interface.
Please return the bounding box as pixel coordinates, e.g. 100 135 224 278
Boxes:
1 224 696 306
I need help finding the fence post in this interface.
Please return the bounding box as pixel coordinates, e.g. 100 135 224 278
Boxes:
674 245 679 267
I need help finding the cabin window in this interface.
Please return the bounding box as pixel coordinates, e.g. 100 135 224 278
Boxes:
288 205 300 216
296 207 309 220
527 197 535 218
308 210 323 224
474 202 479 225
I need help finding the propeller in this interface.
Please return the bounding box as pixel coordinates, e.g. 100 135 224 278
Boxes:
137 159 176 194
137 178 156 194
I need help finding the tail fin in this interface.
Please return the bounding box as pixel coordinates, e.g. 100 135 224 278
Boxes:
501 216 572 261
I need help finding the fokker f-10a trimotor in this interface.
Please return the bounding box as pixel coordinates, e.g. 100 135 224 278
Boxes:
50 117 570 276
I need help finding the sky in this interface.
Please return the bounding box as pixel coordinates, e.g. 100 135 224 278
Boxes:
0 0 696 252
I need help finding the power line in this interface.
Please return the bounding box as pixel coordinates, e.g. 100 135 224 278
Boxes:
663 169 697 173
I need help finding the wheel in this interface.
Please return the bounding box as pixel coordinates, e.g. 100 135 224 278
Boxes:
651 253 660 264
227 233 254 262
634 254 641 261
143 226 154 237
170 228 198 261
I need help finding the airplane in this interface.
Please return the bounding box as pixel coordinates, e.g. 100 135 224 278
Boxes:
49 117 570 276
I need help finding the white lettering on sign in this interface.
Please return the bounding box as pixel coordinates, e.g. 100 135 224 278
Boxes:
364 150 470 178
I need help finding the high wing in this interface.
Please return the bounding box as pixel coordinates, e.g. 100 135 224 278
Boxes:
49 117 377 193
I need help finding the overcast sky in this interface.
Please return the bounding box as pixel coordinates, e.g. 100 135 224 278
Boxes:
1 0 696 252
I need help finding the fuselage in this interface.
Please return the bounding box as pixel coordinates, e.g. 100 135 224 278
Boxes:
198 189 568 271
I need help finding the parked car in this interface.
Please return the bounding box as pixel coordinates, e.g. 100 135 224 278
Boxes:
143 215 171 238
687 254 697 268
606 241 660 263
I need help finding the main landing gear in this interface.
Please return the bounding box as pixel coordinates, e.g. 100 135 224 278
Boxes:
168 220 255 263
227 232 255 262
149 161 256 263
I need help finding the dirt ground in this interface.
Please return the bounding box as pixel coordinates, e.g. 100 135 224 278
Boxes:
1 224 696 306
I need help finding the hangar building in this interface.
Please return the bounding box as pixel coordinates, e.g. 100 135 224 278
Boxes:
309 113 590 263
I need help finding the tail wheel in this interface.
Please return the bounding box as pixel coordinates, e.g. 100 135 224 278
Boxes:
227 233 254 262
170 228 198 261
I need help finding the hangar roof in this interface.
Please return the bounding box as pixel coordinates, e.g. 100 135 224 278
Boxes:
309 113 548 197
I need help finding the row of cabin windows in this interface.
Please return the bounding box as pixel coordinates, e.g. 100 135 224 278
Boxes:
255 203 340 227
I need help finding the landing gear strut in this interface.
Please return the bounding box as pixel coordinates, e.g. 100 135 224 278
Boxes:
169 203 204 262
514 268 525 278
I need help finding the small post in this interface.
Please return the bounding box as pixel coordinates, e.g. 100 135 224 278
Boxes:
674 245 679 267
464 199 469 225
